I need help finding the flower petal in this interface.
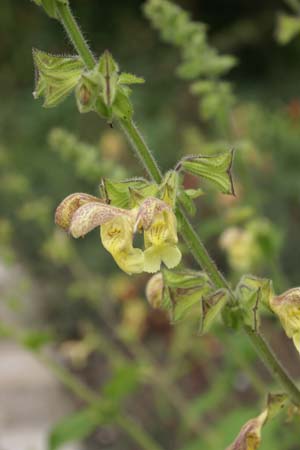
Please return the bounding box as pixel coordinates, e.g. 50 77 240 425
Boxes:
293 332 300 354
143 209 178 249
70 202 129 238
161 245 182 269
113 249 144 275
101 216 134 254
135 197 170 231
100 216 144 274
55 193 103 231
144 246 162 273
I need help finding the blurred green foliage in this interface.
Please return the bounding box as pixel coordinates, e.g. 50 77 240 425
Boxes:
1 0 300 449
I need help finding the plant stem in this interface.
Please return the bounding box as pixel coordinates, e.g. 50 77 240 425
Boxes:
119 119 162 184
119 120 231 289
244 326 300 402
117 416 163 450
56 2 95 70
120 117 300 406
55 1 300 406
38 352 96 403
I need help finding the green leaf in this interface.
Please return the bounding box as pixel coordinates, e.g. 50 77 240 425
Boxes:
48 405 112 450
177 187 204 216
119 72 145 85
200 289 229 334
100 177 157 208
190 80 234 119
179 150 235 195
33 49 84 108
178 52 236 79
184 188 204 199
144 0 236 122
190 80 215 95
276 14 300 45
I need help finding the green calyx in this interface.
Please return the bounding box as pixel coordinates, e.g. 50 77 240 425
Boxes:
152 268 229 330
33 49 85 108
33 48 144 122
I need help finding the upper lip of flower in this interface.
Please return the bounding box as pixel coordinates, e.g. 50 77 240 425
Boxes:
55 192 133 238
134 196 171 232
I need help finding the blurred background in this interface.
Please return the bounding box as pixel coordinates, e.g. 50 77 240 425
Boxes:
1 0 300 449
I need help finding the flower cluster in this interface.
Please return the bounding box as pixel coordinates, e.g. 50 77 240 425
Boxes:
55 193 181 275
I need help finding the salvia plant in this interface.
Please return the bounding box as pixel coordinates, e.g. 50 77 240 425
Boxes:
30 0 300 448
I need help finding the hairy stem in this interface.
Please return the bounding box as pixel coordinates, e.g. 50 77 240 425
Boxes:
120 117 300 406
119 119 162 184
55 0 300 406
244 326 300 402
56 2 95 70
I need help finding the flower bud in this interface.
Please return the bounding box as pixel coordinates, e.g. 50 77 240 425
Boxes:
270 287 300 352
145 273 164 309
75 71 103 114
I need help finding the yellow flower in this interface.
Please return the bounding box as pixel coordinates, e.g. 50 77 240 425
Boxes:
55 192 144 274
55 193 181 275
270 287 300 353
136 197 181 273
100 215 144 274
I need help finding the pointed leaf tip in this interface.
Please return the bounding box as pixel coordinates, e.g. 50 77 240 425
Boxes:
119 72 145 85
179 149 235 195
